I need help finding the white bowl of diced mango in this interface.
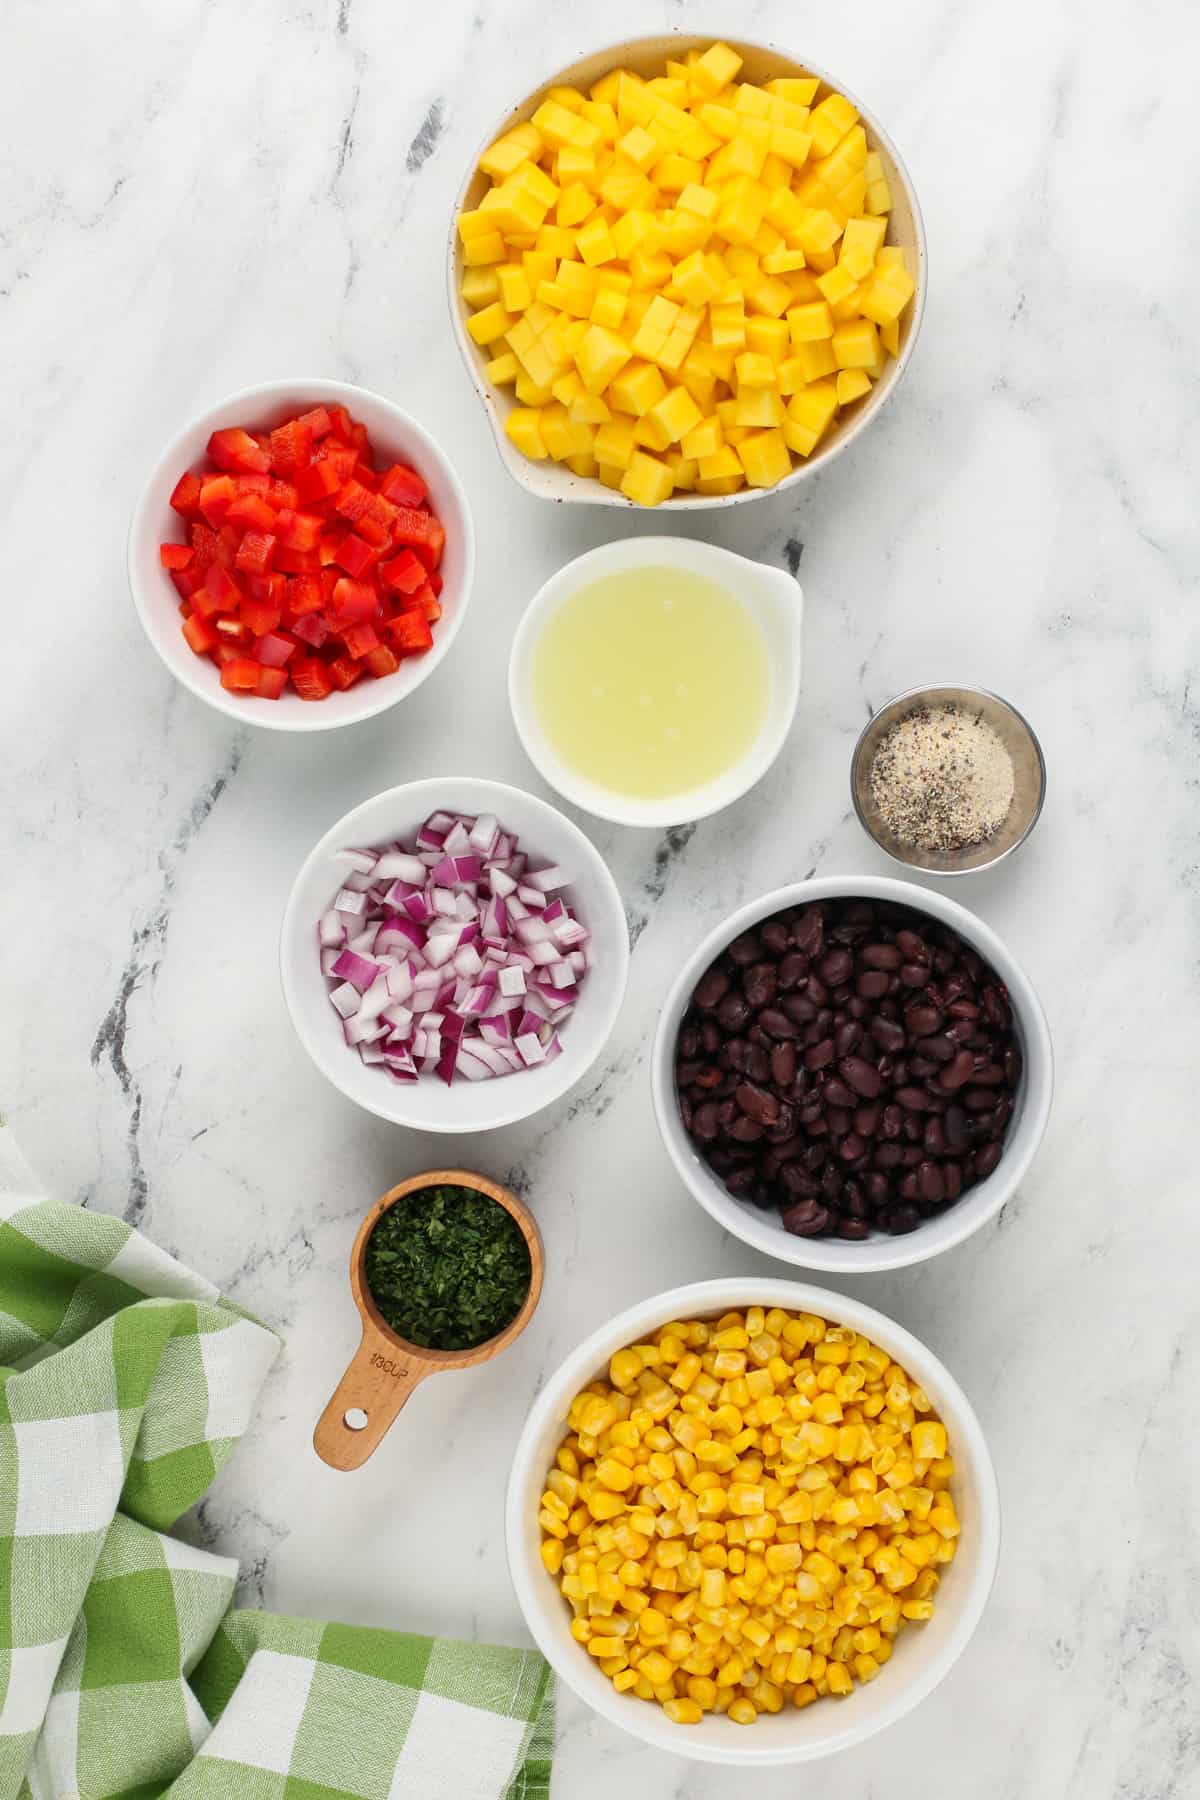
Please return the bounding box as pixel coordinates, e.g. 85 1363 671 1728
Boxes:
449 37 926 509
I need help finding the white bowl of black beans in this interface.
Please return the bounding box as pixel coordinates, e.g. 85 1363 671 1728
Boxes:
651 877 1053 1273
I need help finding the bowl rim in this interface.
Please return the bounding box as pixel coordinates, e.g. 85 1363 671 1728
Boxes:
127 376 476 734
447 32 928 511
849 684 1048 876
505 1274 1001 1764
279 775 631 1131
506 536 804 827
650 873 1054 1272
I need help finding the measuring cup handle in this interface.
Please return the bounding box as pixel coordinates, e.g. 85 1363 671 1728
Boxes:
313 1330 429 1470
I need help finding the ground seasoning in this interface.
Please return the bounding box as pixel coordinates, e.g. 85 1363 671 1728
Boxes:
870 702 1015 852
364 1185 531 1351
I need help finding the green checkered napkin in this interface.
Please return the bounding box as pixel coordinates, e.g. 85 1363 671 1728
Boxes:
0 1127 553 1799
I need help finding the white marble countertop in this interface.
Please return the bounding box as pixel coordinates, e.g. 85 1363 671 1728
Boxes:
4 0 1197 1794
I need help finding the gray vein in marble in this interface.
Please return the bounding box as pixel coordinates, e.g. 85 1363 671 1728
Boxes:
89 739 245 1228
407 98 446 174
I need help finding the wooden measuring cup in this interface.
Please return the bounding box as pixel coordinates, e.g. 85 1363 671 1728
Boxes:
313 1169 543 1471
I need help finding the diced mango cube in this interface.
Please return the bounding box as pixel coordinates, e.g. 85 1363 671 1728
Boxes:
681 414 723 461
696 444 744 494
839 216 888 280
463 231 506 266
575 324 632 394
733 386 784 429
466 301 514 346
645 384 703 444
815 263 858 308
485 351 518 385
808 93 859 157
858 264 916 327
594 417 636 468
692 41 743 95
498 265 533 312
608 358 668 415
735 351 776 388
479 121 544 180
831 318 881 369
792 339 839 382
715 177 767 247
505 407 548 459
784 380 839 457
460 266 501 307
620 449 674 506
836 368 872 404
787 301 834 343
617 124 659 172
737 427 792 488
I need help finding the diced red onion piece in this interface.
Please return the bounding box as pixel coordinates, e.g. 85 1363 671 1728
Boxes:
334 887 367 916
337 849 378 876
374 851 426 884
319 911 346 947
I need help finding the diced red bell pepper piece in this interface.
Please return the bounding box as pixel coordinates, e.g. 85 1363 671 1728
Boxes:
390 611 435 656
268 477 299 510
160 542 193 570
188 523 222 572
255 665 288 699
218 524 242 565
274 509 323 552
285 574 323 616
208 428 271 475
290 612 329 648
334 532 378 577
269 418 314 476
328 405 356 444
198 474 237 526
318 533 342 567
364 643 401 678
214 614 253 646
234 531 277 578
182 613 218 656
351 461 379 491
171 564 205 601
327 653 366 690
298 405 332 440
350 421 369 453
342 623 381 659
196 563 241 617
329 578 376 626
379 549 425 595
414 582 442 623
170 471 203 518
294 459 343 505
290 656 335 700
254 631 296 668
245 571 285 604
390 506 444 568
226 493 277 533
313 441 358 481
379 463 428 508
428 571 443 597
356 499 395 548
333 480 374 525
241 596 282 636
273 544 320 575
234 472 271 497
220 656 261 692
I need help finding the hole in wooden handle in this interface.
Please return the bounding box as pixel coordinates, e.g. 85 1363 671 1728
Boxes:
344 1407 369 1431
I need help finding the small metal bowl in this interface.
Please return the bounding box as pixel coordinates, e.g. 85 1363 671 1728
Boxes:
851 685 1046 876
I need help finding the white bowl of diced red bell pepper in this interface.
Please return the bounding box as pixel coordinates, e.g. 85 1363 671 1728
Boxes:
128 379 475 730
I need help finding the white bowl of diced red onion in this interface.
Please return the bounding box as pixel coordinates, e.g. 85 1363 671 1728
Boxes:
280 778 630 1131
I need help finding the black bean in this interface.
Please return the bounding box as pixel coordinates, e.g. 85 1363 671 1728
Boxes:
975 1141 1003 1178
728 932 761 966
761 920 791 956
694 967 731 1010
760 1007 800 1040
770 1043 797 1087
839 1056 882 1099
869 1016 906 1054
819 947 854 985
856 969 891 999
782 1199 830 1237
834 1020 864 1057
861 942 903 971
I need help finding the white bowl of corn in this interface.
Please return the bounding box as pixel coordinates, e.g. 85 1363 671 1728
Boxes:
506 1278 999 1763
449 37 926 508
